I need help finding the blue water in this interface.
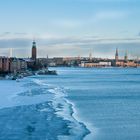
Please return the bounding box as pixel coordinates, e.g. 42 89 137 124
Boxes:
46 67 140 140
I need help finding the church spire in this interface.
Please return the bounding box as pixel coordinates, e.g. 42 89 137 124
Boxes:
89 52 92 61
124 50 128 62
115 48 119 62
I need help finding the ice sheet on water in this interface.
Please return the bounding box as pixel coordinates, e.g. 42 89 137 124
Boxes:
30 78 90 139
48 87 90 140
0 102 69 140
0 76 90 140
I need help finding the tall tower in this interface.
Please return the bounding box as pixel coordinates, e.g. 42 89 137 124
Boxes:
89 52 92 62
9 48 13 58
124 51 128 62
32 40 37 60
115 48 119 62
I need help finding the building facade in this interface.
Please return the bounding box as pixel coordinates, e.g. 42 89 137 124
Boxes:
10 58 27 73
0 57 9 73
79 61 111 67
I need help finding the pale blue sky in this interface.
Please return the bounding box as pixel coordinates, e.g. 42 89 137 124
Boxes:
0 0 140 58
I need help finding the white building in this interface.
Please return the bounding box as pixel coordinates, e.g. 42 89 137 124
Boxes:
10 58 27 73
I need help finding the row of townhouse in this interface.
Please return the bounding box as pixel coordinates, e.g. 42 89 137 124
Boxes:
0 57 27 74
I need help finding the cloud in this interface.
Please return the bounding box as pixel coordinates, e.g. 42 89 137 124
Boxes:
1 34 140 47
0 32 11 37
14 32 28 35
92 10 129 22
0 38 31 48
51 19 81 29
38 36 140 47
0 34 140 58
45 10 128 30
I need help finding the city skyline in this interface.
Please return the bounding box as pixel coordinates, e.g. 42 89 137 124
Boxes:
0 40 139 60
0 0 140 58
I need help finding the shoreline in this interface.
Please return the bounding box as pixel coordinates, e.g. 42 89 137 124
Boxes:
47 86 90 140
68 99 98 140
0 77 71 139
66 99 91 139
1 66 139 80
0 69 57 80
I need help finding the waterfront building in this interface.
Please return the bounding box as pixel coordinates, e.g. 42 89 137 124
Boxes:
115 61 125 67
113 48 138 67
0 57 9 73
63 57 81 66
99 62 111 67
37 58 48 68
10 58 27 73
29 40 42 70
24 58 35 69
53 57 64 66
79 61 111 68
19 59 28 70
79 61 86 67
124 61 137 67
49 62 56 67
